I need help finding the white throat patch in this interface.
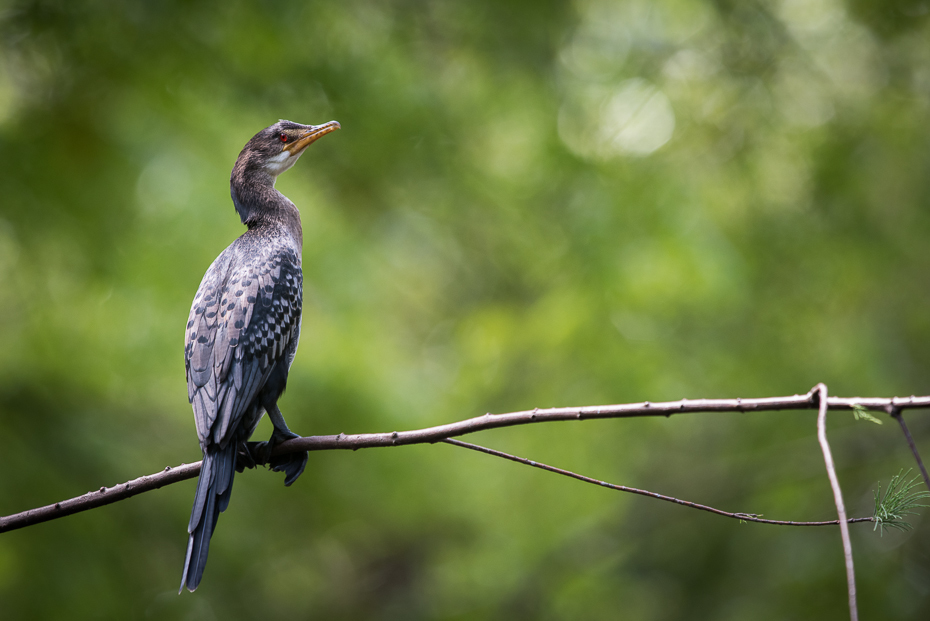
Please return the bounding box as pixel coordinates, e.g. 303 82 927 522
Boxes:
263 149 301 176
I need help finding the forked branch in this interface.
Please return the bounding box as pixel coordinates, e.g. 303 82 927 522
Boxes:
1 387 927 535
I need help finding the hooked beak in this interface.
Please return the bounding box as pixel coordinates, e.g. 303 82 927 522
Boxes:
283 120 341 154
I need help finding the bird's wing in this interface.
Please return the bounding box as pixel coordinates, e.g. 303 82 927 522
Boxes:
185 246 303 448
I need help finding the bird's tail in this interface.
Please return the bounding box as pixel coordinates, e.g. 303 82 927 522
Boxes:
180 442 237 592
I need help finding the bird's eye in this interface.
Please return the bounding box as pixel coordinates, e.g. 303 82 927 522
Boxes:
279 133 288 143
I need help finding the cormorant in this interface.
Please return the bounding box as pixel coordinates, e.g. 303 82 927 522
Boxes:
180 119 340 592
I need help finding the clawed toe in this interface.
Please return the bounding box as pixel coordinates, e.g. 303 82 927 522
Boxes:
265 428 307 485
236 441 260 471
251 440 274 465
270 451 309 486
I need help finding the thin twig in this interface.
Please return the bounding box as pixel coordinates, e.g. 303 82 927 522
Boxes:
442 438 874 527
890 408 930 491
815 383 858 621
2 389 927 533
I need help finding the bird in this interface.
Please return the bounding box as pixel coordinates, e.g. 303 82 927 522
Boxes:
180 119 340 592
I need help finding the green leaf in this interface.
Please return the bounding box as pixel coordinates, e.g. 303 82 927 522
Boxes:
852 404 883 425
873 469 930 535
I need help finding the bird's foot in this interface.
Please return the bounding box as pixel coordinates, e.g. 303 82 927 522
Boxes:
270 450 309 486
236 442 262 471
253 429 308 486
251 428 298 463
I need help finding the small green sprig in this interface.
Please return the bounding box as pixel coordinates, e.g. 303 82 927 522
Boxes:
852 403 883 425
873 469 930 535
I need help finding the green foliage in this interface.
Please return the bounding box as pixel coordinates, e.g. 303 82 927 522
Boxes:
872 470 930 535
1 0 930 619
852 403 883 425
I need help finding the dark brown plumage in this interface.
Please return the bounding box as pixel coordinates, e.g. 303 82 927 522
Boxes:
180 119 339 592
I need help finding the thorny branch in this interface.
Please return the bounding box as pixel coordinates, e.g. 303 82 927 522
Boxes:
1 387 927 535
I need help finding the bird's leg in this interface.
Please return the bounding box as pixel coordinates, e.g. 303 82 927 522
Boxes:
252 404 308 486
267 404 301 443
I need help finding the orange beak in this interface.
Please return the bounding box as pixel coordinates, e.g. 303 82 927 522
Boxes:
283 120 341 154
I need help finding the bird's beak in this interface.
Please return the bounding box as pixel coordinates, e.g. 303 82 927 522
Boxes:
284 121 341 154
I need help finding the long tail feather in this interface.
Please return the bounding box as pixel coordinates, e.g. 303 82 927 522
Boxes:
180 443 237 592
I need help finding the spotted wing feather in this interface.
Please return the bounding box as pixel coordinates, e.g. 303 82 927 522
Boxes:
185 243 303 450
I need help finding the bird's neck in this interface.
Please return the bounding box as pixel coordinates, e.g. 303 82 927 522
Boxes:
230 169 303 247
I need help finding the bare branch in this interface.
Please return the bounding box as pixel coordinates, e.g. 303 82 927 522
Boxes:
889 408 930 491
2 389 927 534
815 384 858 621
443 438 874 527
0 463 201 533
276 390 930 454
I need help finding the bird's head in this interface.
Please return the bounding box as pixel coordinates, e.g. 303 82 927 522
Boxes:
230 119 340 226
236 119 341 179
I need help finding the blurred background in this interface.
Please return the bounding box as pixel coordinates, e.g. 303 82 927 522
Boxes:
1 0 930 618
